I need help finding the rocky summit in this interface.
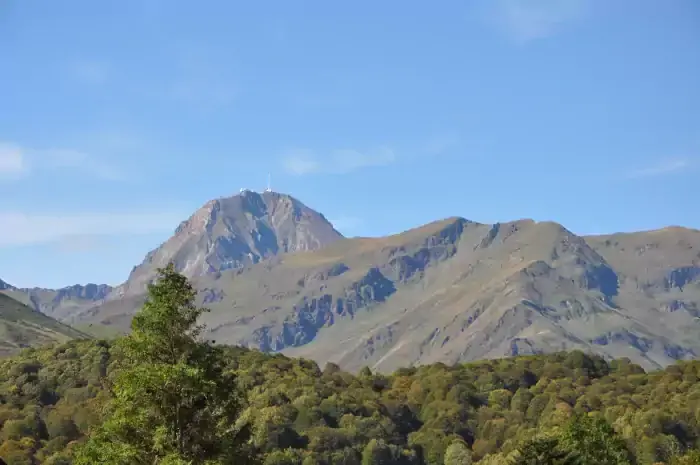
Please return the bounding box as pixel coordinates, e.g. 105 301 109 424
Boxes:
110 190 344 298
3 192 700 372
4 191 344 325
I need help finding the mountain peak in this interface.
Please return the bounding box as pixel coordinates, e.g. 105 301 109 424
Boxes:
116 191 344 296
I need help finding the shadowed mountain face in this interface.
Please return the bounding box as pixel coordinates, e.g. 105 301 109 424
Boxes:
2 282 114 322
4 192 700 372
0 293 88 356
190 218 699 373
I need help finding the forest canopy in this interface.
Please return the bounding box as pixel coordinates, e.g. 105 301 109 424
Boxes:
0 265 698 464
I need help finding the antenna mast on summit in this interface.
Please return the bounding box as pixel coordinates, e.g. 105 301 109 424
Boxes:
265 173 272 192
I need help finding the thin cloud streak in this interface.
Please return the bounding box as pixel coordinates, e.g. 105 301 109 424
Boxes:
70 60 112 85
41 148 125 181
0 143 28 178
283 150 320 176
55 235 105 253
424 134 460 156
485 0 588 43
626 159 690 179
283 147 396 176
165 43 239 109
328 216 364 234
0 210 186 247
170 77 238 108
0 142 124 181
67 46 238 110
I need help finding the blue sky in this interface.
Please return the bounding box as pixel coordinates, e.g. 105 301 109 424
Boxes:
1 0 698 288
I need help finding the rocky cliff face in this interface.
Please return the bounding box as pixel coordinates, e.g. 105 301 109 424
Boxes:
183 218 700 372
6 192 700 373
4 191 344 323
109 190 344 299
1 283 113 321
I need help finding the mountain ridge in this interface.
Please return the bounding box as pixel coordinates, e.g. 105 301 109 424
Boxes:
0 293 90 356
2 191 699 371
1 283 114 322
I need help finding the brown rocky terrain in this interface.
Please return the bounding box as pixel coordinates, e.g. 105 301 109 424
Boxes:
3 190 342 323
108 190 344 299
3 191 699 372
3 284 113 322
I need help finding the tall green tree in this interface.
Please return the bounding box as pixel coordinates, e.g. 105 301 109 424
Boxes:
361 439 393 465
512 436 579 465
559 414 632 465
73 264 252 465
443 440 472 465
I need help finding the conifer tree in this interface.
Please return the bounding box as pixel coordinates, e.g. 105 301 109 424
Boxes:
74 264 252 465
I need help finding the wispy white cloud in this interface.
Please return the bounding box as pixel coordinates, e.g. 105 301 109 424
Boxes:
170 76 238 108
0 142 123 181
423 134 460 156
626 159 691 179
283 147 396 176
67 46 238 110
54 235 105 253
70 60 112 85
328 216 364 234
42 148 125 181
166 43 239 109
283 150 320 176
66 128 154 158
0 210 185 247
0 143 28 178
261 18 288 43
484 0 588 43
291 94 349 109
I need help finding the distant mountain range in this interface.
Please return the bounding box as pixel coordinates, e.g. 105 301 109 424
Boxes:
3 190 699 371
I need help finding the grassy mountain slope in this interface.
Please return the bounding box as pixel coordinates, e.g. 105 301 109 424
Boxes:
273 219 700 371
4 192 699 372
0 294 89 356
56 217 700 372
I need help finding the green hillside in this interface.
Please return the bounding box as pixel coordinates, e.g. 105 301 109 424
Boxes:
0 294 89 357
1 267 698 465
0 339 699 464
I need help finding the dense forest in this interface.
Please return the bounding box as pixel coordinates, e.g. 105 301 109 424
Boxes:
0 266 699 464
